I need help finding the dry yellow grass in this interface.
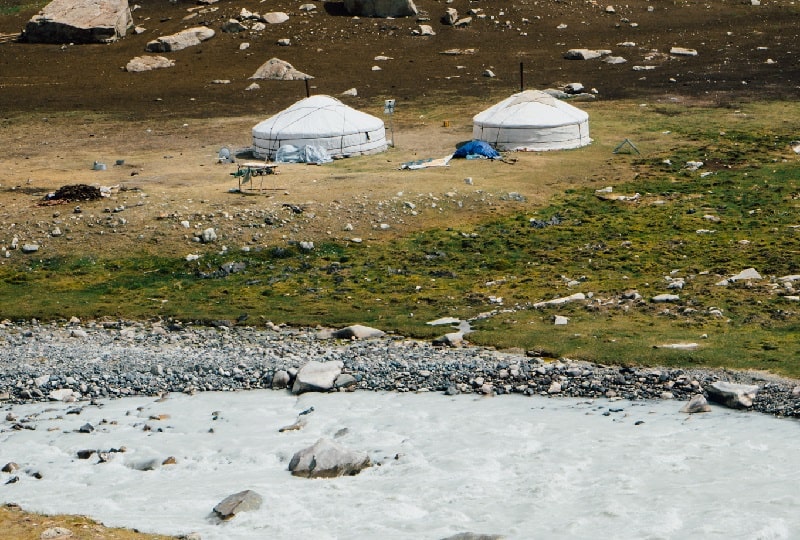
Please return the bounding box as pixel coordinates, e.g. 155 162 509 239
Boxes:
0 503 176 540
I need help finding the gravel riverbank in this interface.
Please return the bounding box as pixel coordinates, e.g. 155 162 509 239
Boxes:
2 320 798 417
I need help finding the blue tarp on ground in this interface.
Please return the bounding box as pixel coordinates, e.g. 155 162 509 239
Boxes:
453 140 500 159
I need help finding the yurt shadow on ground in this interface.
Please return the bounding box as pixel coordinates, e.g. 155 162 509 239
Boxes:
252 95 388 160
473 90 591 151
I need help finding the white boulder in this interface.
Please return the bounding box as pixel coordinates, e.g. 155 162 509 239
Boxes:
288 438 371 478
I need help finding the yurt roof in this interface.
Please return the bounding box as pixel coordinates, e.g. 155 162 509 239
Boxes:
253 95 384 139
473 90 589 129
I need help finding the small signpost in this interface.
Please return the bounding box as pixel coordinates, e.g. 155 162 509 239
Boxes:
384 99 395 147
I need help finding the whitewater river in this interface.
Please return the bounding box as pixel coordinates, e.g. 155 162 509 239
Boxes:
1 390 798 539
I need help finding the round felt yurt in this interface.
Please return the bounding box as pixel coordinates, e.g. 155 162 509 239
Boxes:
472 90 590 151
252 95 387 159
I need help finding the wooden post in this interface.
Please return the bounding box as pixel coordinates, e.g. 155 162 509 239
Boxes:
519 62 524 92
305 79 310 98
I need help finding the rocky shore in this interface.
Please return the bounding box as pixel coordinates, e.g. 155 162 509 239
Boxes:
1 320 798 417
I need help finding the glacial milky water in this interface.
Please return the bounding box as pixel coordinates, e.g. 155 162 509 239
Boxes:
1 390 798 540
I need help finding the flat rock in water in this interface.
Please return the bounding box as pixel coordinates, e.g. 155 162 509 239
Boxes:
292 360 343 394
24 0 133 44
706 381 760 409
288 437 371 478
213 489 262 520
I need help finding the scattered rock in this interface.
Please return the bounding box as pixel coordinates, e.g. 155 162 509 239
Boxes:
651 294 680 303
145 26 214 53
272 369 291 389
329 324 385 340
125 56 175 72
250 58 313 80
432 331 464 347
263 12 289 24
564 48 603 60
670 46 698 56
655 343 698 350
279 417 307 432
715 267 762 286
334 373 358 390
199 228 217 243
221 19 246 33
40 527 74 539
533 292 586 308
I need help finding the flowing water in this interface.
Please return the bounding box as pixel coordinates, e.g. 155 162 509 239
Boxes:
1 391 798 539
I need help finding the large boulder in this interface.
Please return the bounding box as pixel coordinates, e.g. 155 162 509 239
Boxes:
288 438 371 478
292 360 343 394
145 26 214 53
343 0 417 18
213 489 262 520
24 0 133 44
705 381 760 409
250 57 313 80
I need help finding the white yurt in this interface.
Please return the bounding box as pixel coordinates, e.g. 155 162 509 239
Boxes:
472 90 590 151
252 95 387 160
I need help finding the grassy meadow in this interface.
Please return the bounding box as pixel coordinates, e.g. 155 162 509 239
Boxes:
1 99 799 377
